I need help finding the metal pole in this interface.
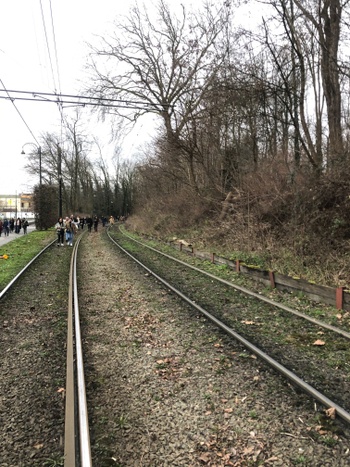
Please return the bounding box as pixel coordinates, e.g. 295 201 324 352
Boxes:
58 145 63 218
37 146 42 230
39 146 42 186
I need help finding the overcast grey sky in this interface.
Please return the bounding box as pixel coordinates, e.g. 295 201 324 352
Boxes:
0 0 258 194
0 0 164 193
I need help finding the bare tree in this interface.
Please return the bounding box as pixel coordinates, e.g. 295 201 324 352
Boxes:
290 0 347 165
87 1 231 191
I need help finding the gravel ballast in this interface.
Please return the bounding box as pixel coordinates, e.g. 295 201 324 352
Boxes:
78 231 350 466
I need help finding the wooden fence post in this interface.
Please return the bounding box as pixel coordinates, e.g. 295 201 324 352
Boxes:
236 260 240 272
211 253 215 263
269 270 276 289
336 287 344 310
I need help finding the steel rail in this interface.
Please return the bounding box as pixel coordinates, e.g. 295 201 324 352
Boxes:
64 233 92 466
0 239 56 300
117 228 350 340
108 230 350 425
64 240 76 466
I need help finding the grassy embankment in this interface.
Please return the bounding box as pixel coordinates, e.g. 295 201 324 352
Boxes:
0 230 54 290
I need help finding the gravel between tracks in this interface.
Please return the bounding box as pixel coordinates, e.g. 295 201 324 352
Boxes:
78 231 350 466
1 229 350 466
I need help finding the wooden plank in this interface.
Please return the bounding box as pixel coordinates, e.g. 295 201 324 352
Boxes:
342 292 350 311
274 273 335 299
240 264 271 281
195 250 211 261
213 256 236 268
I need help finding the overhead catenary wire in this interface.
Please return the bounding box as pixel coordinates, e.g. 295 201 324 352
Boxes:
49 0 62 94
0 88 174 110
0 79 40 146
0 94 166 112
46 0 69 162
39 0 58 92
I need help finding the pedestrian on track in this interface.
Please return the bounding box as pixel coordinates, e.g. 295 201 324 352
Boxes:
86 217 93 232
55 217 65 246
65 216 77 246
93 215 99 232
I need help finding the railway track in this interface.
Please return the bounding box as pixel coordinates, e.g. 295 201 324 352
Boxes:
1 226 350 465
108 226 350 425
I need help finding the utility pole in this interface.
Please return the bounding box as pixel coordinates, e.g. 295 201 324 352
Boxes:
58 144 63 218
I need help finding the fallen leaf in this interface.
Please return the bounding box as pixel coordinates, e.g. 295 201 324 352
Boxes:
57 387 65 393
243 445 255 455
198 453 210 463
313 339 325 346
326 407 336 419
242 320 255 325
33 443 44 450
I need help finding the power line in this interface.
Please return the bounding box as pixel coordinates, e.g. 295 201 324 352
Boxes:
49 0 62 94
0 79 40 145
48 0 66 155
0 88 173 110
40 0 57 92
0 94 162 111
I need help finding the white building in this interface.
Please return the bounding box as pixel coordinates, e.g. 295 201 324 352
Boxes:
0 193 34 218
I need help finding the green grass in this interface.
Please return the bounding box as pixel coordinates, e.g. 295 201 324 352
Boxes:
0 230 54 290
43 456 64 467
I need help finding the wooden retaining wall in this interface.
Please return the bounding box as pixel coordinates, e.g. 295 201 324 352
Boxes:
176 242 349 311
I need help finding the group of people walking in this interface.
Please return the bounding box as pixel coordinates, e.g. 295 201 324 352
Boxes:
0 213 115 246
54 214 104 246
1 213 120 246
0 217 29 237
55 216 78 246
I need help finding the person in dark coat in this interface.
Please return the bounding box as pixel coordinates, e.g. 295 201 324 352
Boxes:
22 218 29 234
3 219 9 236
15 218 21 234
86 217 93 233
93 215 99 232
